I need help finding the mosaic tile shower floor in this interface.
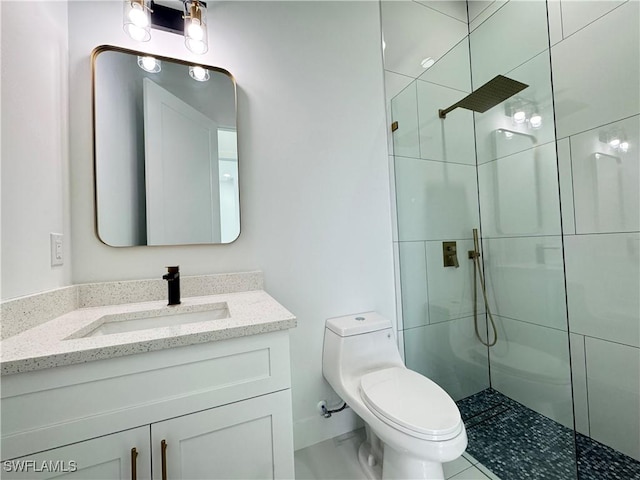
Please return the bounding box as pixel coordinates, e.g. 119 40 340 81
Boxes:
457 389 640 480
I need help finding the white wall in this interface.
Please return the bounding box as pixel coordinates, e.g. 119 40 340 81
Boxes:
1 1 71 300
68 1 395 449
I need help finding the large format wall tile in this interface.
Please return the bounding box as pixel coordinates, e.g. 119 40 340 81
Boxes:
418 38 471 93
381 1 467 80
391 82 420 158
569 333 590 436
586 337 640 460
561 0 628 39
552 0 640 138
426 239 484 324
565 233 640 348
469 1 508 34
474 52 555 165
490 316 574 428
416 0 468 23
403 317 490 401
556 138 576 234
483 236 567 331
469 0 549 88
478 143 562 238
399 241 429 329
417 81 475 165
395 157 479 241
570 115 639 234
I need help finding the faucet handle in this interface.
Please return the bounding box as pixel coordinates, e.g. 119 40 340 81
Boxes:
165 266 179 274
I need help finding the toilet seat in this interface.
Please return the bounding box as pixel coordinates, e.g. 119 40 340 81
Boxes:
360 367 463 441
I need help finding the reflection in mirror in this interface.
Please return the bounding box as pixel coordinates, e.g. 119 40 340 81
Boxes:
92 46 240 246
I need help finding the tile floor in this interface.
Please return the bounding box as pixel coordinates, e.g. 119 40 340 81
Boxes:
295 388 640 480
294 428 497 480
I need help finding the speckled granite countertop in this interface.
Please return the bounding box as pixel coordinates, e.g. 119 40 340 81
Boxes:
1 290 296 376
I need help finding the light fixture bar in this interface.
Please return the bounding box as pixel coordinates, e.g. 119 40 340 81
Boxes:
149 1 185 34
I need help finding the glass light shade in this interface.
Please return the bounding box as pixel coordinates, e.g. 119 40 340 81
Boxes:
513 110 526 124
619 141 629 152
184 1 208 54
529 113 542 129
189 65 210 82
609 138 621 148
123 0 151 42
137 56 161 73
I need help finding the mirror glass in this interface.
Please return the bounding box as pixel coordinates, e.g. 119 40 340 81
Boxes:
92 46 240 246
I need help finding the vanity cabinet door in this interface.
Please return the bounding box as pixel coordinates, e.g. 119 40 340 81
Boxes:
2 426 151 480
151 390 294 480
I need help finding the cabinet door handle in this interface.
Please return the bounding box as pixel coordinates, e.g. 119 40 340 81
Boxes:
161 439 168 480
131 447 138 480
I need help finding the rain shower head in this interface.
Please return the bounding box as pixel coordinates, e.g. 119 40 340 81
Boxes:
438 75 528 119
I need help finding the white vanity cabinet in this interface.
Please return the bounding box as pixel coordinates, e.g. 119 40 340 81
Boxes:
1 330 295 480
3 427 151 480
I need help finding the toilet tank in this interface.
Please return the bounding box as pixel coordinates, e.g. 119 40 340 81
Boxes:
323 312 404 389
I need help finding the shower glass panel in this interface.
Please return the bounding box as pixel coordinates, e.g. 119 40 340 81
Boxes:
388 1 578 478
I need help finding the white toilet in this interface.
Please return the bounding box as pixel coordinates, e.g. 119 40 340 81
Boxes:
322 312 467 480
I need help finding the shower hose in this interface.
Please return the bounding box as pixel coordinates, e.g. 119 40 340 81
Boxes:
471 229 498 347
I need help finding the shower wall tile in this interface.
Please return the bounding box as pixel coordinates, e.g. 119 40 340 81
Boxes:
418 38 471 93
425 239 484 324
564 233 640 348
569 333 590 436
483 236 567 331
585 336 640 460
489 316 574 429
474 51 555 165
381 1 467 80
395 157 479 241
547 0 564 46
556 138 576 235
391 82 420 158
399 241 429 329
416 0 468 23
551 0 640 139
384 71 414 105
403 317 490 401
417 81 475 165
570 115 640 234
560 0 628 39
469 1 508 34
478 143 562 238
469 0 549 88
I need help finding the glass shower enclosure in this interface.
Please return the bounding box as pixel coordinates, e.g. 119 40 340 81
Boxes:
384 0 640 479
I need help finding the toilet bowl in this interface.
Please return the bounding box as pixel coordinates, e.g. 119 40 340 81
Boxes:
322 312 467 480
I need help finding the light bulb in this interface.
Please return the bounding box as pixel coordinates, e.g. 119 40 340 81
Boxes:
620 141 629 152
127 24 148 41
529 114 542 129
609 138 620 148
128 3 149 27
421 57 435 69
187 20 204 41
513 110 526 124
186 38 207 55
189 65 210 82
137 56 161 73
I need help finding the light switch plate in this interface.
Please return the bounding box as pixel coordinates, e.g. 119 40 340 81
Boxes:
50 233 63 266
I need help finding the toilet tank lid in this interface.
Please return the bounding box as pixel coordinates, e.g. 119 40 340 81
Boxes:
325 312 391 337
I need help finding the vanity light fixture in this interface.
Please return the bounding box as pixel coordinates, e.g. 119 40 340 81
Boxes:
529 113 542 129
189 65 210 82
123 0 209 55
123 0 152 42
137 55 161 73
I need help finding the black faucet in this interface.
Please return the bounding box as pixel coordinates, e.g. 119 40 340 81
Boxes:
162 266 181 306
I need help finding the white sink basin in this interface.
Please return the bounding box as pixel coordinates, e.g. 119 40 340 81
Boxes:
81 304 229 338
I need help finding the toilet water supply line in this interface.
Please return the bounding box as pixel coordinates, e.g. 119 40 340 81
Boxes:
470 228 498 347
